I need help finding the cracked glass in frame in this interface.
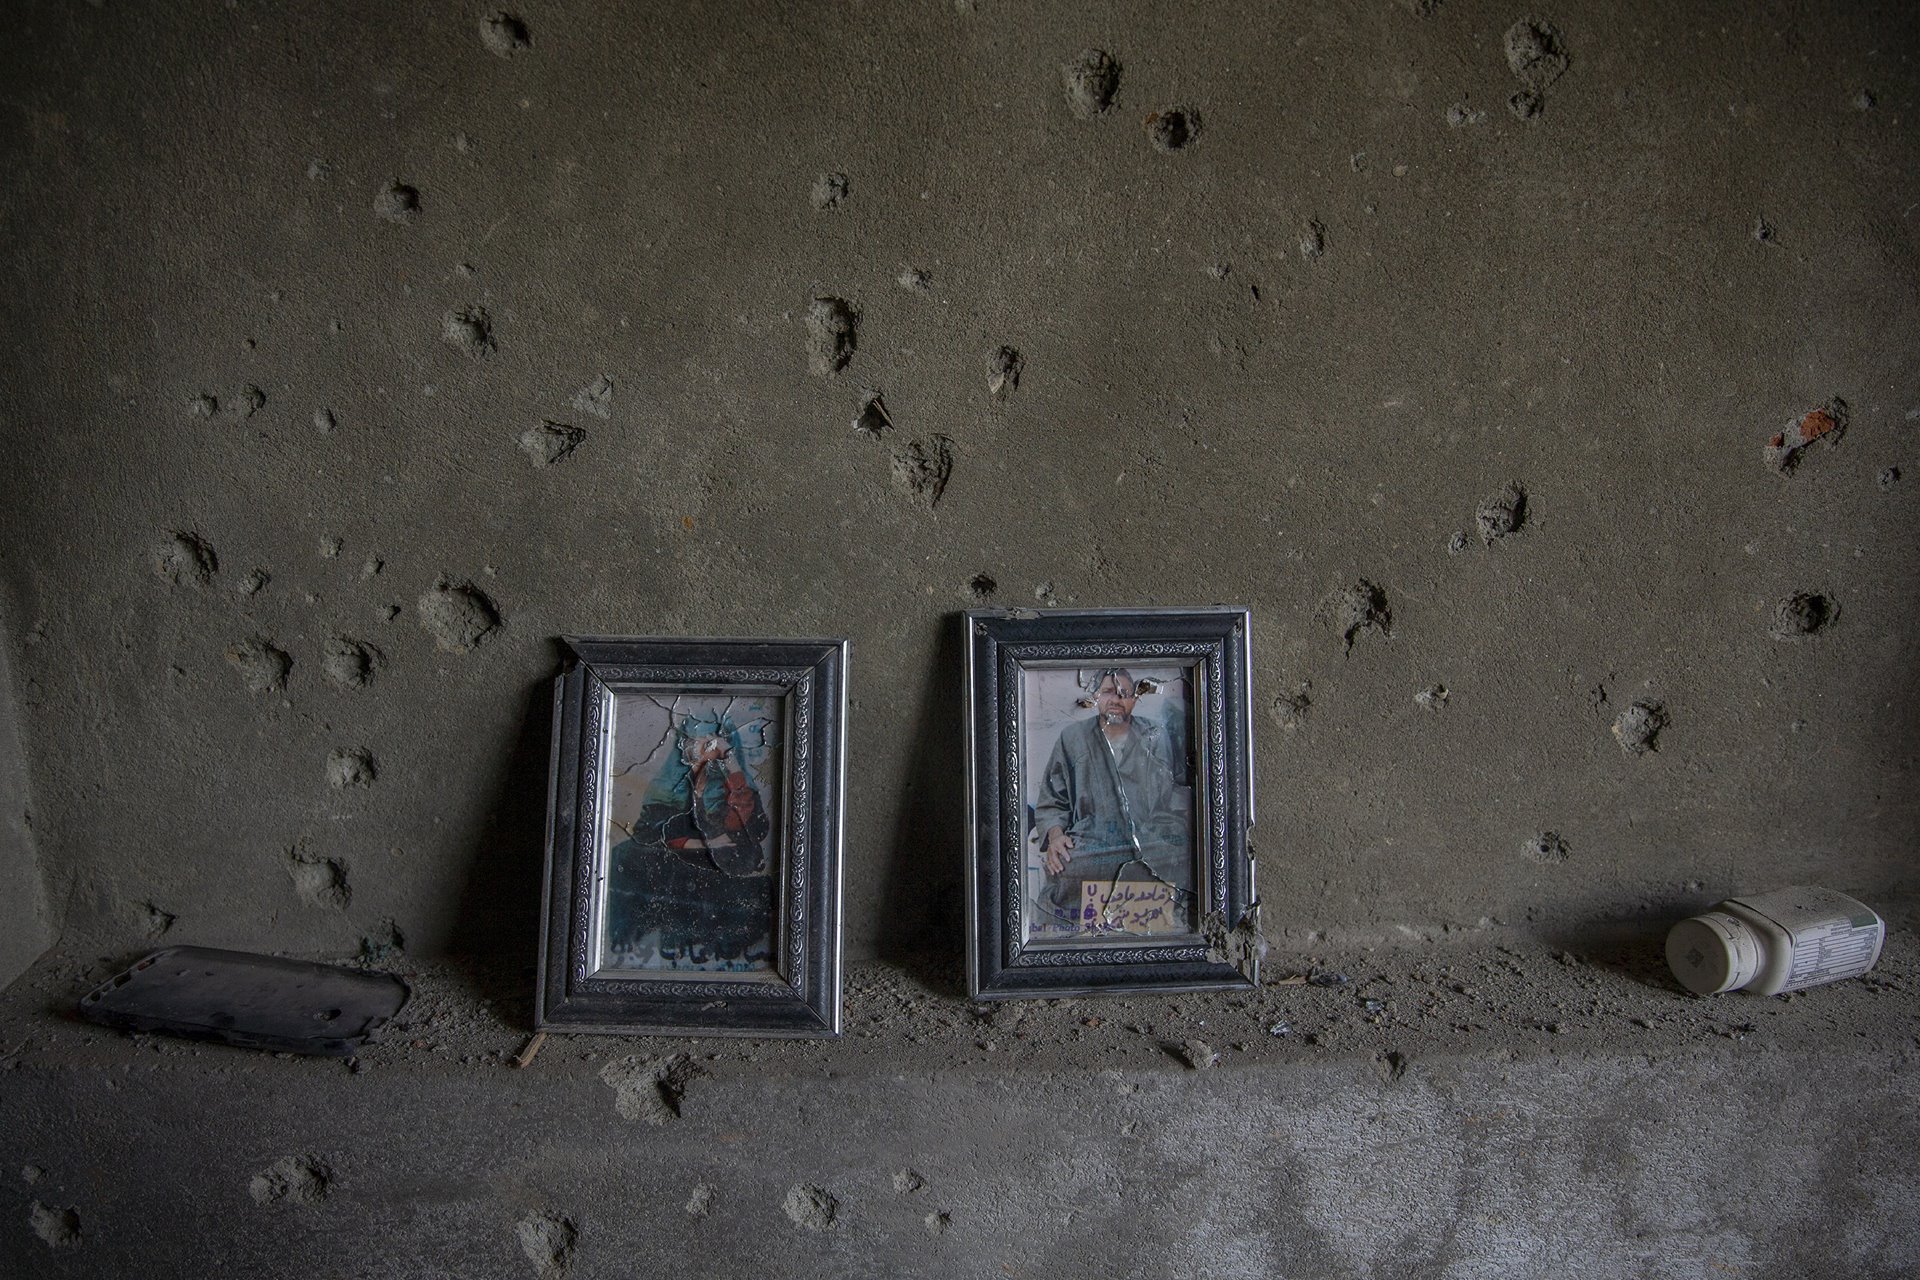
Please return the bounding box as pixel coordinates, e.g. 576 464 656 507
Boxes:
1018 662 1203 945
592 685 786 978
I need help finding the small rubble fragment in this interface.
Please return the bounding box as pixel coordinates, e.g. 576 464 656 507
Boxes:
1508 88 1543 121
1176 1039 1219 1070
1063 49 1121 118
249 1156 331 1206
29 1202 81 1249
897 266 930 292
600 1055 702 1125
1414 684 1449 711
809 171 849 211
1328 580 1390 652
225 638 292 694
480 12 532 57
805 296 857 376
519 420 587 467
515 1211 577 1277
1145 107 1200 152
783 1184 838 1232
288 851 350 910
238 569 268 596
418 580 501 652
892 436 954 507
143 902 176 938
1504 18 1569 89
987 346 1023 399
1476 481 1528 542
326 747 377 790
187 392 219 419
892 1169 927 1195
372 180 420 223
570 375 614 419
1769 592 1837 639
235 384 267 418
1763 398 1848 473
925 1210 952 1236
685 1185 715 1218
852 391 892 439
322 637 378 688
1298 218 1327 259
1611 699 1668 756
1522 830 1570 864
313 407 337 434
154 532 217 587
442 307 495 359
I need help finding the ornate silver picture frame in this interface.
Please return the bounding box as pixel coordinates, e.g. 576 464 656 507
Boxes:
537 636 847 1036
965 608 1258 999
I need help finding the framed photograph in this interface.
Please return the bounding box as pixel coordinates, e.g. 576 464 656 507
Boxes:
964 607 1258 999
537 636 847 1036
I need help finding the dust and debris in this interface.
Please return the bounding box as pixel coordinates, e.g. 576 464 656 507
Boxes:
685 1184 715 1217
288 850 350 909
986 346 1023 399
313 407 337 434
154 531 217 587
967 573 997 601
442 307 495 359
326 747 377 790
1752 216 1777 245
1476 481 1528 542
1063 49 1120 118
1376 1050 1409 1082
29 1202 81 1249
143 902 175 939
238 568 268 595
1611 699 1668 756
519 421 587 467
1414 684 1449 711
570 375 613 419
322 637 378 688
810 171 849 211
515 1211 577 1276
1446 102 1486 127
1764 398 1848 473
1769 592 1838 639
1522 830 1570 864
805 296 857 376
1203 908 1266 978
1327 580 1390 651
897 266 930 292
1878 466 1900 489
372 180 420 223
892 436 954 507
481 12 532 57
225 638 292 694
783 1184 838 1232
1298 218 1327 259
924 1210 952 1235
1504 18 1569 89
853 391 892 439
1176 1038 1219 1069
1508 88 1543 121
417 580 501 651
357 918 404 964
249 1156 331 1206
892 1169 927 1195
1145 107 1200 152
599 1055 702 1124
1270 682 1311 730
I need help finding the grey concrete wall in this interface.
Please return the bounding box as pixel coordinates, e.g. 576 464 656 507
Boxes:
0 613 50 988
0 2 1915 966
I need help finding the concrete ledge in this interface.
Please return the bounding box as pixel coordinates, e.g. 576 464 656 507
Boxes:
3 935 1916 1277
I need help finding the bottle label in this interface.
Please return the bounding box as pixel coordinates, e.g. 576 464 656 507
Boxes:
1726 887 1885 993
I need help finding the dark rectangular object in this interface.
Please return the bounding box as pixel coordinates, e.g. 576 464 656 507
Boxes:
78 946 409 1056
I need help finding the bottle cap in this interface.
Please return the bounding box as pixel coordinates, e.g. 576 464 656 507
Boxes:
1666 911 1761 995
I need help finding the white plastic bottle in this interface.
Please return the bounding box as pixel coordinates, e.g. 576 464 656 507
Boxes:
1666 886 1885 996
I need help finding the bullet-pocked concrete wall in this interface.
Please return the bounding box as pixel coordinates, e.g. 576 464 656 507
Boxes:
0 614 49 989
1 0 1916 969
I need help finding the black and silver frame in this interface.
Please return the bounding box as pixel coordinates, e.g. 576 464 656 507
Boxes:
537 636 847 1036
965 607 1257 999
